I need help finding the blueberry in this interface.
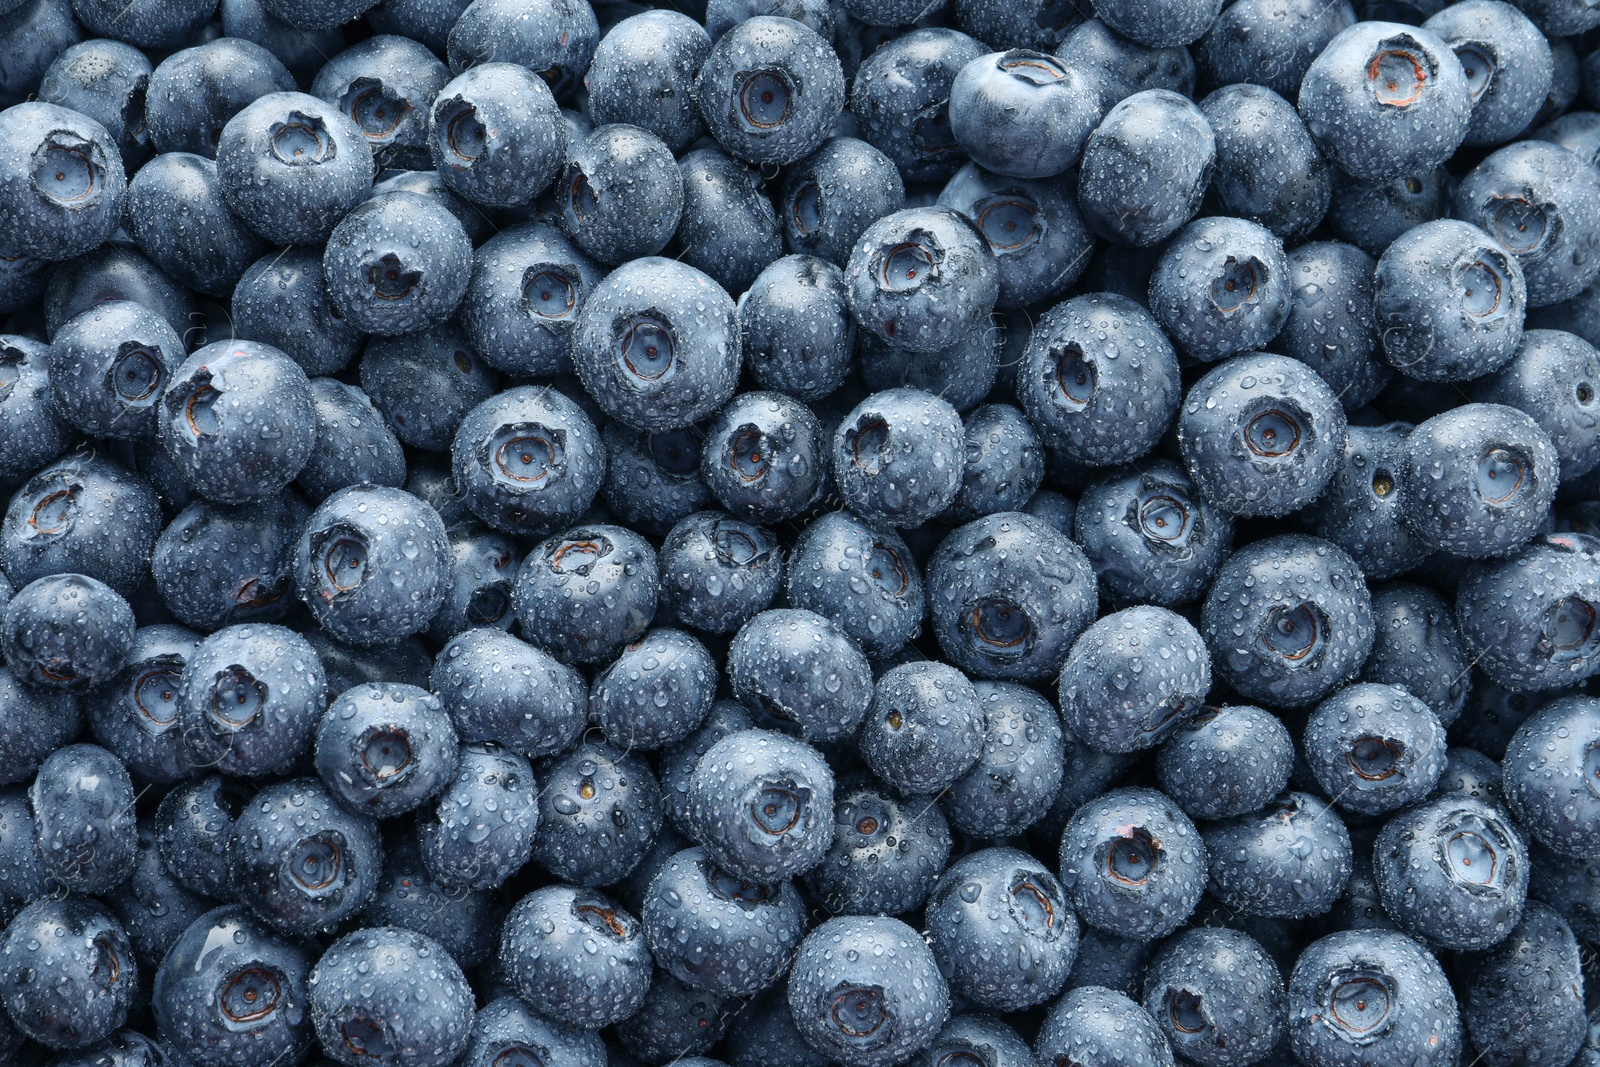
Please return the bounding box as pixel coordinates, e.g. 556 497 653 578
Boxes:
500 885 653 1029
1156 704 1292 820
0 103 125 263
1474 330 1600 479
1423 0 1552 147
297 379 407 503
858 326 1000 413
512 523 657 664
1502 0 1596 37
2 573 134 694
802 779 951 915
1305 422 1433 581
782 516 919 660
725 607 875 740
847 206 998 353
1194 0 1354 100
559 124 683 265
1502 695 1600 858
177 623 326 778
361 0 466 54
152 903 315 1067
787 914 949 1067
361 833 502 970
430 628 587 758
1276 242 1390 410
586 11 711 152
674 147 783 296
310 36 449 168
1363 582 1471 724
1033 986 1174 1067
659 701 754 835
1458 901 1587 1067
29 743 135 894
418 740 539 891
322 191 472 336
154 774 251 900
1058 786 1206 940
428 63 567 209
925 847 1077 1012
0 0 79 113
1063 20 1197 107
738 255 856 402
450 385 603 537
124 154 268 300
460 224 601 378
44 243 193 342
460 996 606 1067
779 137 907 266
601 424 716 540
426 525 519 644
308 927 474 1067
1285 928 1460 1067
927 511 1099 682
1298 21 1472 181
314 682 458 818
948 51 1102 179
571 257 740 432
44 302 184 442
701 391 828 524
0 337 70 480
232 248 364 377
944 681 1065 838
1059 606 1211 754
938 165 1092 310
1150 218 1292 363
909 1014 1036 1067
37 40 153 166
1077 90 1215 247
860 661 982 794
1142 927 1284 1067
1398 402 1557 558
833 387 966 529
659 512 786 637
725 984 834 1067
695 16 845 166
0 897 136 1050
1202 790 1353 917
149 495 307 632
1074 461 1234 608
685 728 834 882
1200 534 1375 708
530 740 662 886
590 630 716 751
445 0 597 98
1202 83 1331 237
84 624 198 785
1305 682 1448 815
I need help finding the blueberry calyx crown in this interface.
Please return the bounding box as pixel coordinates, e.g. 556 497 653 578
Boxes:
1103 824 1161 887
32 134 103 205
1319 964 1395 1044
341 77 409 143
1365 38 1433 108
269 113 335 166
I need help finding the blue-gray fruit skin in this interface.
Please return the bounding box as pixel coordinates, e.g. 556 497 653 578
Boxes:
1503 695 1600 857
560 124 684 264
159 341 317 506
695 16 844 166
0 787 51 907
0 897 135 1050
294 486 449 648
781 521 916 663
1305 423 1431 581
726 609 873 743
676 148 783 296
0 103 125 262
641 845 807 997
1460 902 1587 1067
1061 20 1195 108
309 36 448 168
601 424 714 539
779 137 907 267
3 452 163 597
660 701 753 833
2 573 134 694
309 927 474 1067
459 995 607 1067
460 224 601 378
1059 606 1212 754
1375 219 1527 381
1298 21 1472 181
862 661 982 794
1475 329 1600 478
701 391 828 524
1399 403 1557 558
1286 929 1460 1067
1034 986 1174 1067
362 834 502 969
431 628 586 759
910 1014 1035 1067
425 524 518 644
297 380 406 503
1277 242 1390 409
1330 163 1453 254
739 255 856 401
1202 791 1353 918
847 207 998 353
1362 583 1471 724
1156 704 1292 820
216 92 374 245
858 326 1000 414
150 495 308 632
1374 793 1527 949
1059 786 1206 941
1194 0 1354 99
445 0 596 97
1091 0 1220 45
314 682 458 818
941 164 1093 310
928 511 1099 682
30 743 135 894
945 681 1065 837
1202 534 1374 708
851 30 987 185
571 257 740 432
586 11 710 152
38 40 153 165
833 387 966 529
1433 745 1504 805
685 728 834 882
45 303 181 441
155 774 249 899
925 847 1077 1012
124 154 267 298
788 915 950 1067
1075 461 1234 608
1142 927 1284 1067
1180 355 1346 518
153 904 315 1067
513 523 657 665
366 329 499 456
1304 682 1447 815
1078 91 1214 247
591 629 716 752
45 242 193 339
805 777 952 915
1202 84 1331 237
145 39 293 158
177 623 326 778
1018 292 1180 468
322 192 471 336
659 512 784 636
450 385 604 537
947 404 1044 522
1151 218 1292 362
232 248 363 377
0 0 79 112
500 885 653 1029
85 624 198 785
0 336 71 479
1423 0 1552 146
428 64 567 208
948 50 1102 179
419 740 539 891
533 741 662 887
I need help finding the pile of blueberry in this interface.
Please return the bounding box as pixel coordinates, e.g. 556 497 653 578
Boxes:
3 0 1600 1059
